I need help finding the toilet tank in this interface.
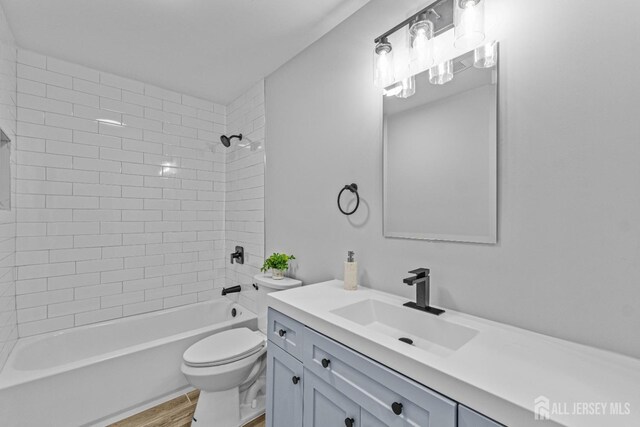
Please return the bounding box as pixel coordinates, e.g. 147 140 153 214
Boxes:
254 274 302 333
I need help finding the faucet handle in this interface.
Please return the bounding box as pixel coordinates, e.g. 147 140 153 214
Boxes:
408 268 430 277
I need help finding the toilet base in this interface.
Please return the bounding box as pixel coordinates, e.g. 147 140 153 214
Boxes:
191 388 265 427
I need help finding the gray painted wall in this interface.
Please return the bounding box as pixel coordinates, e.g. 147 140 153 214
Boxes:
265 0 640 358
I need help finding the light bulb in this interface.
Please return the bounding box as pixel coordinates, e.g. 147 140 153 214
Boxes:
409 15 434 72
454 0 486 50
429 61 454 85
474 41 497 68
374 37 394 88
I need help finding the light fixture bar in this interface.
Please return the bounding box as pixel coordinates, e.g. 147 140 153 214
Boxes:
373 0 454 43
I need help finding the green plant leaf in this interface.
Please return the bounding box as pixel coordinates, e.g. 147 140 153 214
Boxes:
261 253 296 272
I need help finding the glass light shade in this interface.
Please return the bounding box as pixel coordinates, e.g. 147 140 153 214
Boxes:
374 38 395 88
409 17 434 71
474 41 497 68
383 81 403 97
429 61 454 85
397 76 416 98
454 0 486 50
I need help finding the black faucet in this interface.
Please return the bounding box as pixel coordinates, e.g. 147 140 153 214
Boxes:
402 268 444 316
230 246 244 264
221 285 241 296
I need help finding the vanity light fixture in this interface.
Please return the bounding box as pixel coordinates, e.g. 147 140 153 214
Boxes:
474 40 497 68
373 0 492 90
374 37 395 88
429 60 454 85
454 0 486 50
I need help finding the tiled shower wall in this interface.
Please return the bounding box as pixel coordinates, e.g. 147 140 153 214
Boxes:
14 50 229 336
224 81 265 313
0 4 17 369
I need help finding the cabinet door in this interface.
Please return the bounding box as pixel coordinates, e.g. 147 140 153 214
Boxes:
266 344 303 427
303 370 360 427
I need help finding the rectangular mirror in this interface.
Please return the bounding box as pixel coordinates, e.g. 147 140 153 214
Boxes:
383 48 497 244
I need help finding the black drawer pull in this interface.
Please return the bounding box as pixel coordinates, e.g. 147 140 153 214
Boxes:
278 329 286 337
344 417 355 427
292 376 300 385
321 358 331 368
392 402 403 415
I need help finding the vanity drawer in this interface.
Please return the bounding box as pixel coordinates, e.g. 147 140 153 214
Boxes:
304 327 457 427
267 308 305 360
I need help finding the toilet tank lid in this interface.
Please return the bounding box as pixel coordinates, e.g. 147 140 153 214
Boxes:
254 274 302 290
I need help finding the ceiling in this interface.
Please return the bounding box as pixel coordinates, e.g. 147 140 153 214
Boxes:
0 0 370 104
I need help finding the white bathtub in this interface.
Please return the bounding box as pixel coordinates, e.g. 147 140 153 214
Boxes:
0 298 256 427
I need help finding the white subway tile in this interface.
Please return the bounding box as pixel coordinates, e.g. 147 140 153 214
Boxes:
74 234 122 248
48 272 100 290
145 85 180 103
50 247 101 263
73 130 121 149
19 315 74 337
47 85 98 108
75 306 122 326
18 64 72 88
17 262 75 280
100 72 144 93
47 57 99 82
73 78 121 100
48 298 100 317
16 289 73 309
122 299 162 316
47 140 99 158
46 195 99 209
76 258 123 274
17 93 72 115
122 91 162 109
17 50 46 69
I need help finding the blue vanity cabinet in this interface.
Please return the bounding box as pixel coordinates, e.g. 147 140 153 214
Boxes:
458 405 505 427
267 309 502 427
303 370 361 427
266 343 303 427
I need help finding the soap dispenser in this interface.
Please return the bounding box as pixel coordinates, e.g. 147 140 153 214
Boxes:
344 251 358 291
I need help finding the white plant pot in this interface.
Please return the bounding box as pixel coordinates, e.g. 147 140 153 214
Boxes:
271 269 285 280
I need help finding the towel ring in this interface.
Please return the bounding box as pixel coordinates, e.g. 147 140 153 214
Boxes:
337 183 360 216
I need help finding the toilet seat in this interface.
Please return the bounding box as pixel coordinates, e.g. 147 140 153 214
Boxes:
183 328 266 367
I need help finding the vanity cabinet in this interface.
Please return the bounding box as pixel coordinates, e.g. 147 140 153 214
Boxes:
266 308 504 427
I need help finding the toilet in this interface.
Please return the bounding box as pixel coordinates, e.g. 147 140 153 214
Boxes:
181 274 302 426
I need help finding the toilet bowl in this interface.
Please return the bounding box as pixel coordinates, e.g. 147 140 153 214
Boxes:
181 274 302 427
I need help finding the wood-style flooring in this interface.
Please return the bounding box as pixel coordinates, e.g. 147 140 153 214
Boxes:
108 390 265 427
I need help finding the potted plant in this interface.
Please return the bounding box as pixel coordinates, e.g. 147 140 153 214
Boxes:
261 253 295 280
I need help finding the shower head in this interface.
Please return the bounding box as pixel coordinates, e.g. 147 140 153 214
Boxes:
220 134 243 147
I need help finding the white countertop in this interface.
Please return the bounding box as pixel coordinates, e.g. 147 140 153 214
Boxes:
268 280 640 427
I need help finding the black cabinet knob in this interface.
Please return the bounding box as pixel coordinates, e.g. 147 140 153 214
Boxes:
392 402 403 415
278 329 286 337
321 358 331 368
344 417 355 427
292 376 300 385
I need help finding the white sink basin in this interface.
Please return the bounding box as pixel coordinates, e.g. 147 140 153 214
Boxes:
331 299 478 356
